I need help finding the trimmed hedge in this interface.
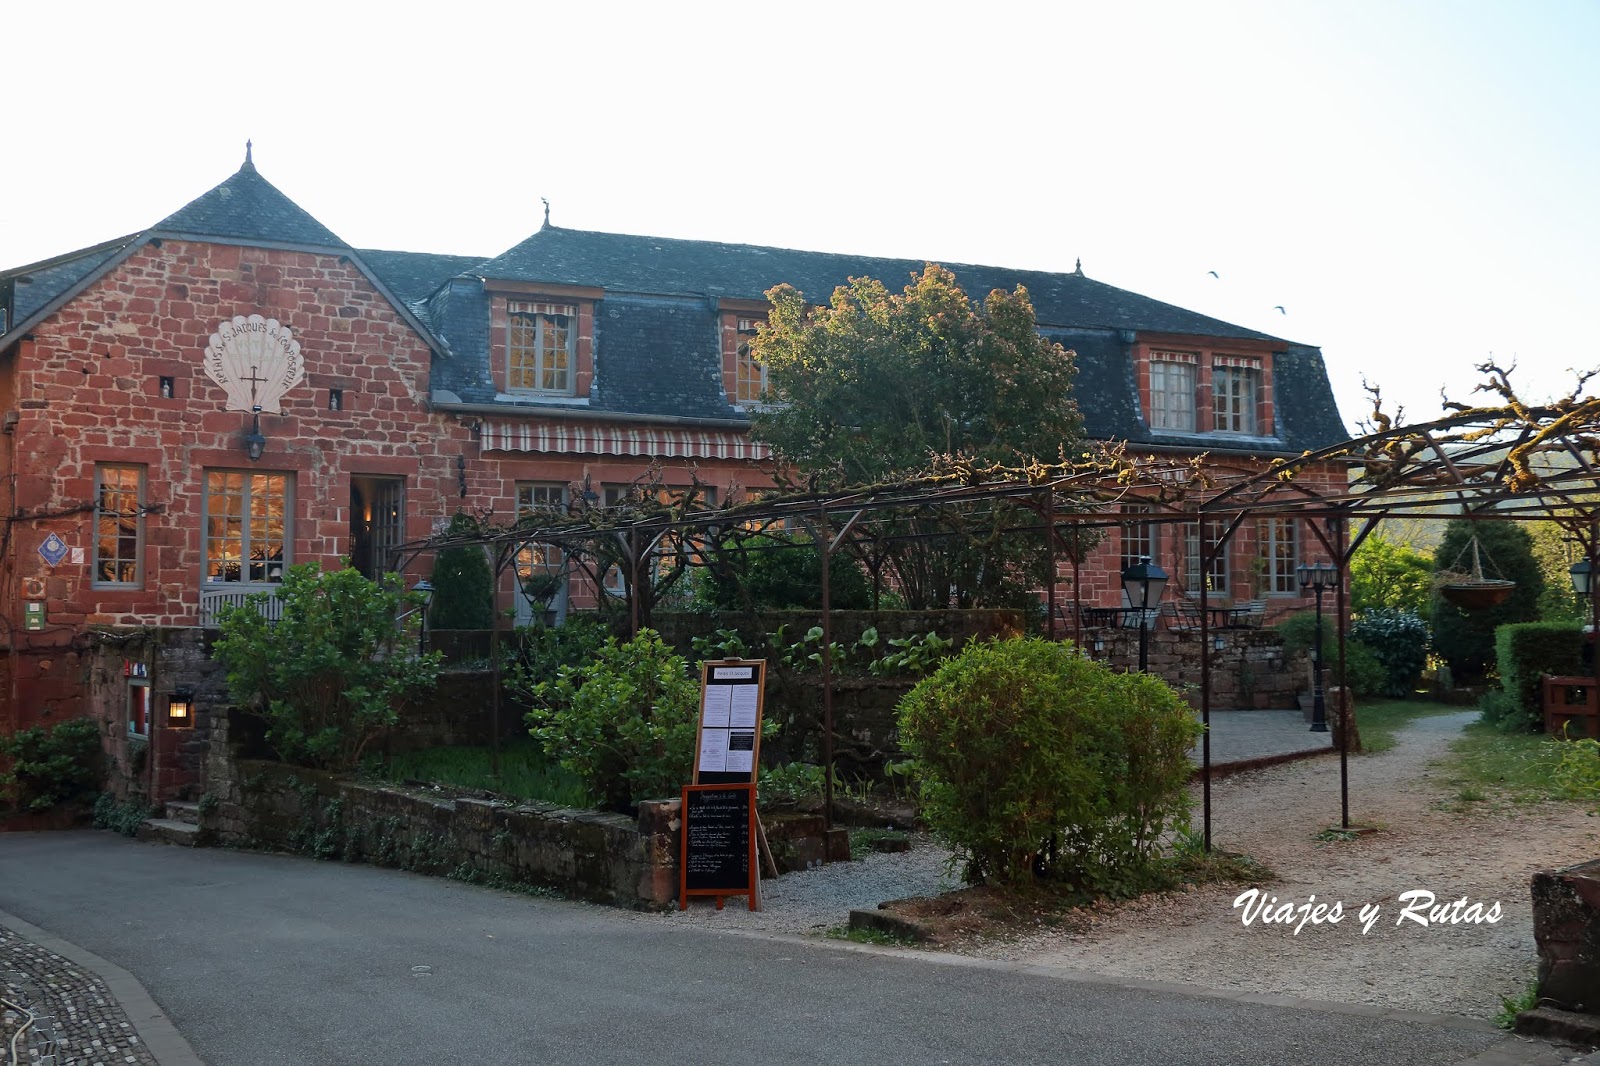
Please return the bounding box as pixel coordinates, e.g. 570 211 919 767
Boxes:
1349 609 1430 698
1491 621 1584 732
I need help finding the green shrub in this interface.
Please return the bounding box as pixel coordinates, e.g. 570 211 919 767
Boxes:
1493 621 1584 733
1273 611 1386 698
1349 609 1430 698
504 616 612 688
898 637 1201 889
429 512 496 631
0 718 102 814
1555 737 1600 810
523 629 698 813
1350 535 1434 616
91 792 153 836
757 761 829 810
213 563 443 769
1432 520 1544 683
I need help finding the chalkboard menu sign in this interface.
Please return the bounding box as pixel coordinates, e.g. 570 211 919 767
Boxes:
694 659 766 786
679 783 757 910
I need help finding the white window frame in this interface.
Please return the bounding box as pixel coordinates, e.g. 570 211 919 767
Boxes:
507 302 577 395
202 471 294 587
1119 504 1158 574
1149 355 1197 431
93 463 145 588
1260 518 1299 595
515 482 568 624
1213 363 1260 434
1184 519 1230 596
733 319 768 407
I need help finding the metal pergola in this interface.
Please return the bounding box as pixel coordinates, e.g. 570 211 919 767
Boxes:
395 374 1600 849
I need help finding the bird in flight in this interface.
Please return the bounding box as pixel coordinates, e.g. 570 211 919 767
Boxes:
1274 305 1286 314
1207 270 1220 278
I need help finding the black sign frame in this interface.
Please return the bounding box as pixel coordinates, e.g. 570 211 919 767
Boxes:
679 783 758 910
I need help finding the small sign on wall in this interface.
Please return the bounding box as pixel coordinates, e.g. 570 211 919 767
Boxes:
23 602 45 631
38 533 68 567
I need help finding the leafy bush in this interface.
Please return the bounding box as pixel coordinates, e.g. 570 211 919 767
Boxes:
1492 621 1584 733
504 616 612 691
1349 609 1430 698
898 637 1200 889
523 629 698 813
429 512 496 631
214 563 442 769
1555 737 1600 810
0 718 102 814
1431 520 1544 683
757 762 829 810
91 792 153 836
1273 611 1386 698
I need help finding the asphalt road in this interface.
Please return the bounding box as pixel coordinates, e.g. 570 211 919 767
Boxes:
0 831 1534 1066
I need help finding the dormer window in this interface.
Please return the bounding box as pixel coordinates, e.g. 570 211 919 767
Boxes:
734 318 767 406
508 301 576 394
1213 357 1262 434
1149 350 1197 432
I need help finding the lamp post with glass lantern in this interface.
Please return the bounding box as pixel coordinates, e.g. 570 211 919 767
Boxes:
1121 556 1169 673
1570 546 1599 694
1296 560 1338 733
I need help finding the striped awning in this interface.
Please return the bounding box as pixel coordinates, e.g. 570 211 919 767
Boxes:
482 419 771 460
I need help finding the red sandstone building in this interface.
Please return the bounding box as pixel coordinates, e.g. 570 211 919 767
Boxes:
0 153 1348 750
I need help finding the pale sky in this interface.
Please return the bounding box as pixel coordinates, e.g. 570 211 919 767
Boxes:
4 0 1596 434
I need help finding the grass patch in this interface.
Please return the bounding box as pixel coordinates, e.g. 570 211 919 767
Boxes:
1355 698 1464 754
826 925 915 947
1439 723 1577 807
1494 980 1539 1029
371 738 591 808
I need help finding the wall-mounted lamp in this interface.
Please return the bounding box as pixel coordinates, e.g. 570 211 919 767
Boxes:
242 404 266 462
1213 634 1228 652
166 689 196 729
1092 636 1106 655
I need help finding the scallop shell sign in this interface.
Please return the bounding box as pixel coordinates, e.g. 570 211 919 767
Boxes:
203 314 305 413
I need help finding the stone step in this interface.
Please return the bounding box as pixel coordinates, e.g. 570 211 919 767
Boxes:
165 801 201 825
136 818 200 847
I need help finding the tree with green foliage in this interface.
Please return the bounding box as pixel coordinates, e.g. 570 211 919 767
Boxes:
1528 521 1585 622
1350 534 1433 616
214 563 442 769
1431 519 1544 682
429 512 496 631
898 637 1200 889
750 266 1084 609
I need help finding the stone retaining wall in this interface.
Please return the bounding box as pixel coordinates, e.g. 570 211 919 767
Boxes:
202 753 682 908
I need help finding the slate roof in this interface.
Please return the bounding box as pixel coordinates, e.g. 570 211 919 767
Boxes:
0 236 138 332
357 249 489 304
153 157 347 249
478 225 1286 342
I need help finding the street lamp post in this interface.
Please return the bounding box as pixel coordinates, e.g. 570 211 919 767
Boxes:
1569 549 1598 694
1296 560 1338 733
1121 556 1169 673
411 579 435 656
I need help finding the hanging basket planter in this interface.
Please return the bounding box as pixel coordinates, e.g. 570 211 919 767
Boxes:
1438 579 1516 610
1437 532 1516 611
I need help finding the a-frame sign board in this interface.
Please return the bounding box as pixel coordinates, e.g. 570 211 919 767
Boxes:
681 659 767 910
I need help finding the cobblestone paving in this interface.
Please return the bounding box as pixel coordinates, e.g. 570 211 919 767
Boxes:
0 926 157 1066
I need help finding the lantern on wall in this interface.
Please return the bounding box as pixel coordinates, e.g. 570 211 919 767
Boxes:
166 689 196 729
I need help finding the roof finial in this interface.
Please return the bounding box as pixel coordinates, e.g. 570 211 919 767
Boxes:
1072 257 1083 276
243 139 255 172
541 197 550 228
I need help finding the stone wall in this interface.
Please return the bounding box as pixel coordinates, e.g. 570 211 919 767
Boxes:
83 628 227 804
1083 627 1304 710
1532 857 1600 1013
201 719 680 908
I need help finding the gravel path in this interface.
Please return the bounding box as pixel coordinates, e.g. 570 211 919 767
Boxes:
997 710 1600 1018
647 711 1600 1021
